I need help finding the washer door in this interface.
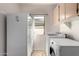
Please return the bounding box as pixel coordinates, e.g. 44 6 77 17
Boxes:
50 46 55 56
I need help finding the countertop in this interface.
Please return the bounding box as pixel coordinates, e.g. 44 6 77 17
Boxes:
50 38 79 46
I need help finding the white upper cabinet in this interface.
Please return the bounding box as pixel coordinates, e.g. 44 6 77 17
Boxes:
60 4 66 21
59 3 77 22
65 3 77 19
53 3 78 25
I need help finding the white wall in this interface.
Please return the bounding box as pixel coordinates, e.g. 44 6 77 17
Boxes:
0 3 57 35
19 3 57 50
0 3 21 56
0 3 57 54
60 18 79 41
71 20 79 41
0 3 57 34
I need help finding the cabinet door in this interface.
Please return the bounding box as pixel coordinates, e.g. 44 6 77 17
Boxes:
60 4 66 22
65 3 77 19
53 5 60 33
53 5 59 25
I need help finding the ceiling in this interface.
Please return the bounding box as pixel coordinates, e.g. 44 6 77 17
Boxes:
19 3 57 6
19 3 57 14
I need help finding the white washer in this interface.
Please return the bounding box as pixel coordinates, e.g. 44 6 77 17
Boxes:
49 38 79 56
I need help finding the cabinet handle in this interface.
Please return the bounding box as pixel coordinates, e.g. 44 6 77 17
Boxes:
64 4 66 20
16 16 19 22
58 5 60 21
76 3 79 15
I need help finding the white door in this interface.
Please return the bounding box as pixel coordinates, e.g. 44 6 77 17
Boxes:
7 14 27 56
